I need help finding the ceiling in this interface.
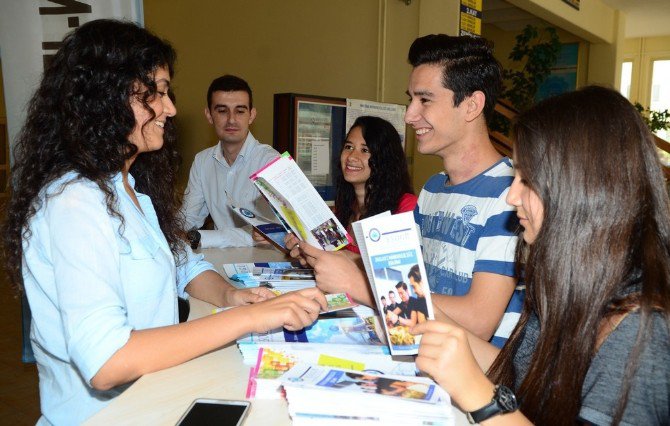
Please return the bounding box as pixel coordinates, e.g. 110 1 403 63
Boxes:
483 0 670 39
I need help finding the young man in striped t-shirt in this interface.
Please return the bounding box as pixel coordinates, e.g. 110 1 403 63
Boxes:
286 35 523 348
405 35 524 348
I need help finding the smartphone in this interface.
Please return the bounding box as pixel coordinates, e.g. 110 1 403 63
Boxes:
176 399 251 426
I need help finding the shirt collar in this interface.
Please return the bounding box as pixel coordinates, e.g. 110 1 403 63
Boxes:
214 131 255 164
111 172 135 188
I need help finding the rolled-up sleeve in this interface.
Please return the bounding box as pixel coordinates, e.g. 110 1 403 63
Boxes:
175 244 217 298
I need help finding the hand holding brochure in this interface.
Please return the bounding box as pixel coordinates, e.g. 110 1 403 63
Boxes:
250 152 351 251
352 211 434 355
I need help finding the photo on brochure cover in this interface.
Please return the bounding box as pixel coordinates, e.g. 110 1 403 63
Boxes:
374 262 430 351
313 370 435 401
311 218 349 251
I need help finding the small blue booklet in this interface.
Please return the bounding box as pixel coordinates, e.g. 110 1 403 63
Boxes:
228 200 289 252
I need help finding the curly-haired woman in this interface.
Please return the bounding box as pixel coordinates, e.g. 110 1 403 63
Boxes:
3 19 325 424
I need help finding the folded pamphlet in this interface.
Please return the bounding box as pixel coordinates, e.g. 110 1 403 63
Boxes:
250 152 351 251
352 211 435 355
228 200 289 252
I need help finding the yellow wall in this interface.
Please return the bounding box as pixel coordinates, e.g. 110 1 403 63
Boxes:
144 0 624 192
505 0 621 88
144 0 469 192
0 60 5 118
507 0 616 44
622 35 670 106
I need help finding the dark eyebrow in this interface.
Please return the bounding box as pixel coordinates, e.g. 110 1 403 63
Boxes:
406 89 434 98
213 104 249 110
414 90 433 97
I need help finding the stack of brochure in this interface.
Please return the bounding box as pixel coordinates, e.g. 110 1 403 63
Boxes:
280 364 454 425
250 152 351 251
221 262 316 291
246 345 416 399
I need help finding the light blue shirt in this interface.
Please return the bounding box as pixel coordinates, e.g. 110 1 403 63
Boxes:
23 171 214 425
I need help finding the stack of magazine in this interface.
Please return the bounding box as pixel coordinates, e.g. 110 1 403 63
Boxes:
222 261 316 292
280 364 454 425
246 345 416 399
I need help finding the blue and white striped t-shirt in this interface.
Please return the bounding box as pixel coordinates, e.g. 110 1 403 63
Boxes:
414 157 524 348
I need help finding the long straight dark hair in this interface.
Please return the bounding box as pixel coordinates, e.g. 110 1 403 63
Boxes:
488 86 670 424
334 116 413 228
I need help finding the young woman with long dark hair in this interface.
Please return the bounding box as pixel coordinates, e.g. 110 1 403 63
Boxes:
334 115 416 254
412 86 670 425
3 19 325 424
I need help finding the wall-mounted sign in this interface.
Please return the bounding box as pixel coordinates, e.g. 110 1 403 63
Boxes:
459 0 482 37
562 0 580 10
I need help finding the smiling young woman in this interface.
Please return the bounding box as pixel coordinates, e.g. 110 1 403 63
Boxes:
412 86 670 425
2 19 326 424
334 115 417 254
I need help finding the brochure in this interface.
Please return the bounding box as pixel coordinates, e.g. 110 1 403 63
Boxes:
250 152 351 251
222 262 314 285
281 363 440 403
352 211 434 356
237 314 385 347
280 364 453 425
246 346 416 399
229 200 288 252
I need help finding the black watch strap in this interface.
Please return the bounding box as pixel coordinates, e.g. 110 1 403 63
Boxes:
466 385 518 424
187 229 201 250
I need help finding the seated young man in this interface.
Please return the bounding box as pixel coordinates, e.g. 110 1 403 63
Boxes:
287 35 524 348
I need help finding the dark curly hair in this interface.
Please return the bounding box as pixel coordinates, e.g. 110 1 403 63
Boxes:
334 116 413 228
3 19 184 291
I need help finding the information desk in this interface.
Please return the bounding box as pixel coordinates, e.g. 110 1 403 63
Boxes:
85 247 471 425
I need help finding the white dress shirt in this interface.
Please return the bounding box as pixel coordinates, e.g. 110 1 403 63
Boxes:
182 132 279 248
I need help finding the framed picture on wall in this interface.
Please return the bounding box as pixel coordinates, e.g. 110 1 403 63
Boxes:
273 93 347 204
536 43 579 102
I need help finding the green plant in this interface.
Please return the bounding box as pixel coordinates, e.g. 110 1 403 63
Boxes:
634 103 670 133
491 25 561 135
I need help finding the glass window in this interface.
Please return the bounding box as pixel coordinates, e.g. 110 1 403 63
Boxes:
650 59 670 141
620 61 632 99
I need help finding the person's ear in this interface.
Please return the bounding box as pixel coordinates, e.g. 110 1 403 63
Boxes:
204 107 214 125
249 107 257 125
464 91 486 122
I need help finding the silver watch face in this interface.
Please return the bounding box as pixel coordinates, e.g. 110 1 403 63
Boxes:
497 385 518 412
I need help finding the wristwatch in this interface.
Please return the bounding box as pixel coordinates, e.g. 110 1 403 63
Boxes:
466 385 518 424
186 229 201 250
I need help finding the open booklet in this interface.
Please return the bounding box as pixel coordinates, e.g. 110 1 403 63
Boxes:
250 152 351 251
352 211 434 356
227 196 288 252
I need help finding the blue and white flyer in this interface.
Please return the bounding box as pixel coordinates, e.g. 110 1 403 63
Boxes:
353 211 434 355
